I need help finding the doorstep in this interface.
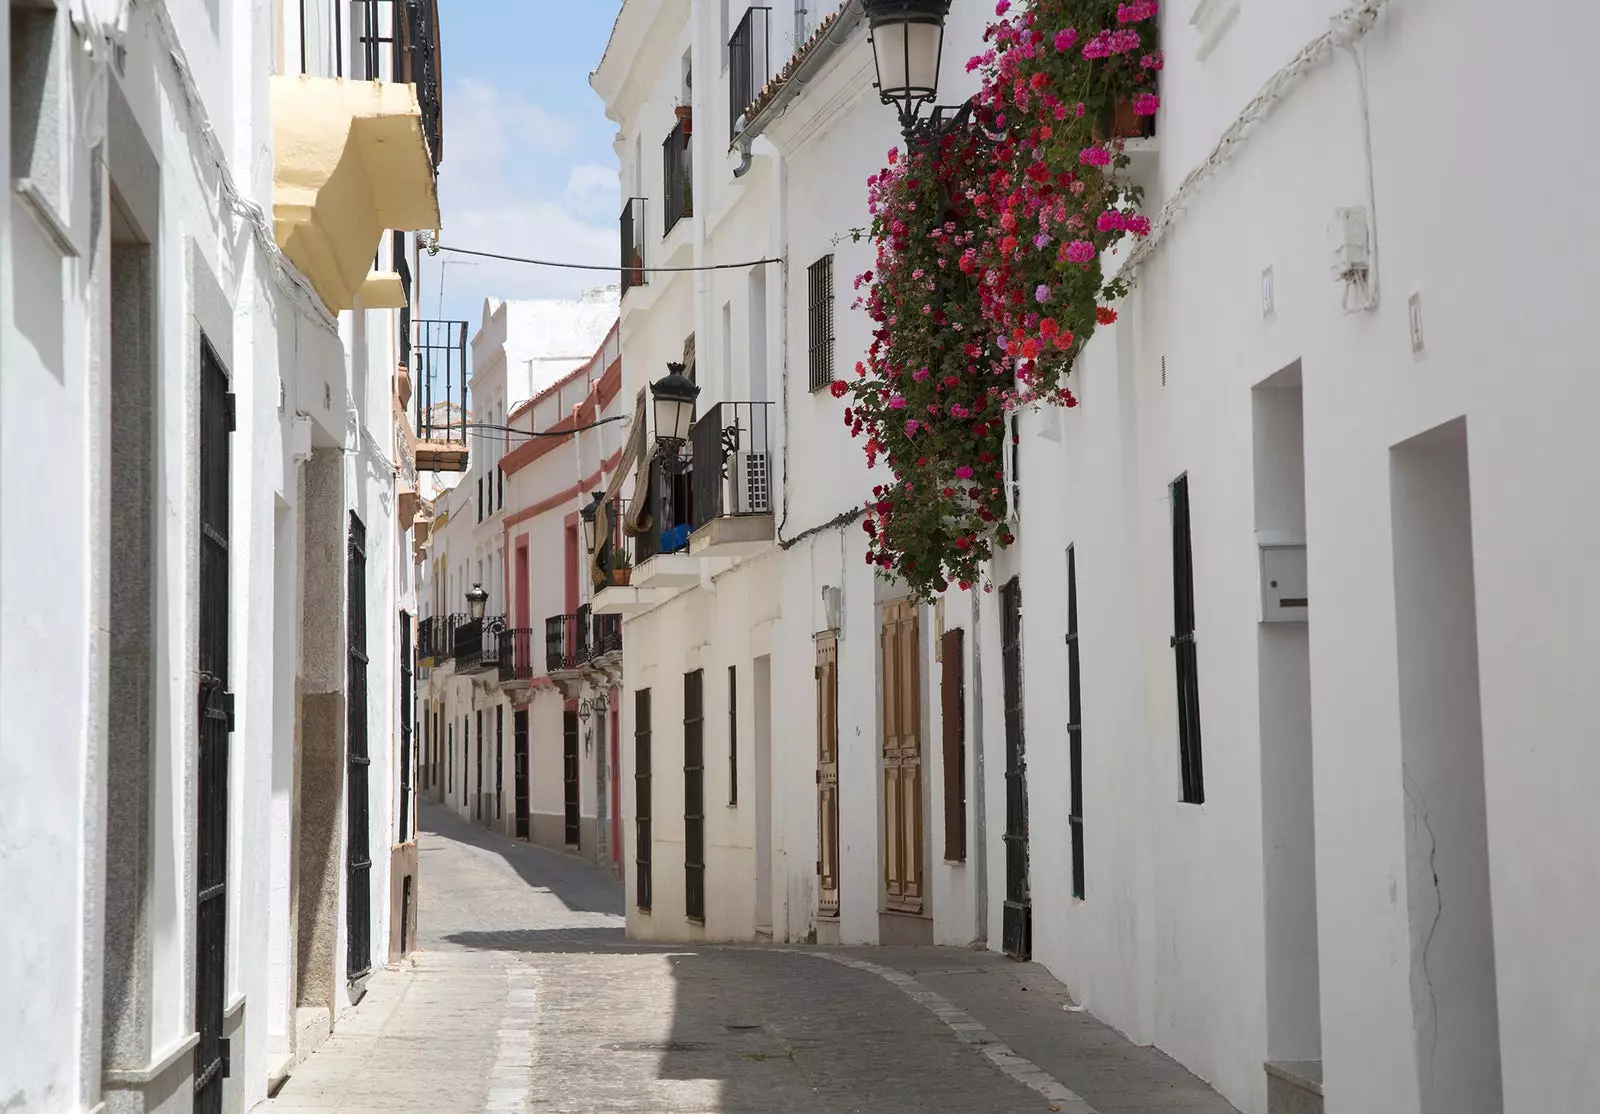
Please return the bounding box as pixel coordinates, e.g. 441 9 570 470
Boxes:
1265 1060 1323 1114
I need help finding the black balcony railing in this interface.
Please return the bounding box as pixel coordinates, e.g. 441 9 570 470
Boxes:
394 231 412 369
594 612 622 657
594 497 636 590
454 615 505 674
663 117 692 236
729 7 772 141
575 603 594 663
399 0 444 169
620 198 647 296
634 451 694 564
545 614 578 673
497 627 536 683
414 318 469 446
690 401 773 530
420 613 463 662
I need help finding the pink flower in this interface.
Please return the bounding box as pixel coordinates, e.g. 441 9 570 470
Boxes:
1097 210 1127 232
1035 284 1051 303
994 0 1010 13
1133 93 1160 116
1053 28 1078 52
1141 51 1166 70
889 395 907 410
1066 240 1095 263
1033 232 1050 250
1117 0 1159 22
1125 214 1152 236
1078 146 1111 166
904 419 922 436
955 465 975 480
912 367 930 382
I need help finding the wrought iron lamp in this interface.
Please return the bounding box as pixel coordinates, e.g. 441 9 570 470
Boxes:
864 0 953 137
578 697 593 717
465 583 488 621
580 490 606 555
650 362 700 476
592 692 609 714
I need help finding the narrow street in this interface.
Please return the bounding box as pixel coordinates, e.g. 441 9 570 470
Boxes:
264 801 1236 1114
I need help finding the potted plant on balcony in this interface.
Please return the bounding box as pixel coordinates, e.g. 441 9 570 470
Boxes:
674 100 693 136
610 550 633 587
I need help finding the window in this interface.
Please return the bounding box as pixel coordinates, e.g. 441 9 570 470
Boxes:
663 116 692 235
634 689 653 911
728 5 770 140
728 665 738 806
940 629 966 862
807 255 835 393
684 670 706 922
497 467 504 512
1066 546 1084 898
1170 474 1204 803
477 476 484 522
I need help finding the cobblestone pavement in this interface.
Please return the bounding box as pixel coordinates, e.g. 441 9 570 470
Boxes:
263 801 1238 1113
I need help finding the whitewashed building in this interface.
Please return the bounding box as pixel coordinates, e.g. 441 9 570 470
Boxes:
1 1 444 1110
591 1 1600 1113
418 294 624 872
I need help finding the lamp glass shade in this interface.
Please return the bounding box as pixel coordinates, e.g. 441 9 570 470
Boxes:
866 0 949 109
465 583 488 620
580 491 604 554
650 363 700 443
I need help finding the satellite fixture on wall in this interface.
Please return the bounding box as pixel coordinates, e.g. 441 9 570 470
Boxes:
822 585 842 632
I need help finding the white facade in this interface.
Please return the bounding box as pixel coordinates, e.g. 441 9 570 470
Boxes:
592 1 1600 1113
1 1 436 1110
419 298 624 871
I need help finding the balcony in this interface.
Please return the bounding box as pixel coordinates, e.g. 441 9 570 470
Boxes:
496 627 537 685
620 197 647 296
728 6 772 142
688 401 774 557
631 451 702 590
413 319 470 472
662 115 692 237
592 497 661 615
417 613 462 668
545 614 580 674
453 615 505 675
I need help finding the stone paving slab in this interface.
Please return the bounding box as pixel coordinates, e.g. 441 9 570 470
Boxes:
261 802 1238 1113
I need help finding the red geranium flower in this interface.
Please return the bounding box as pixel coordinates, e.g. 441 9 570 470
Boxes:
1096 306 1118 325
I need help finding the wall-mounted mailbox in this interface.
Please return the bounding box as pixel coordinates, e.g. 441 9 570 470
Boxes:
1259 543 1308 623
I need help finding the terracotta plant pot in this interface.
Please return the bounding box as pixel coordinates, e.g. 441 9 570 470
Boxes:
1107 97 1155 140
612 567 632 587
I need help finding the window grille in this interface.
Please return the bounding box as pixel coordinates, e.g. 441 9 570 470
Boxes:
635 689 653 911
684 670 706 922
808 255 835 392
1066 547 1084 898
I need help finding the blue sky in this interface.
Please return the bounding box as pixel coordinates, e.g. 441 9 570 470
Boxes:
422 1 624 330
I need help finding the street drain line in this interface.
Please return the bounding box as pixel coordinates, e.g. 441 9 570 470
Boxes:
486 966 538 1112
809 954 1098 1114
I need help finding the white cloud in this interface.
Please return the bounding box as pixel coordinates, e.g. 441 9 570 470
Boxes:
432 80 620 313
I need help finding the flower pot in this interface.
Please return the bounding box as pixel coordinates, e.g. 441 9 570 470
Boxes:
612 567 632 587
1108 97 1155 140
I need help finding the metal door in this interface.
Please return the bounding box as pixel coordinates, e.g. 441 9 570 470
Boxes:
563 710 580 846
513 710 530 838
194 341 234 1114
1000 577 1032 960
346 513 373 980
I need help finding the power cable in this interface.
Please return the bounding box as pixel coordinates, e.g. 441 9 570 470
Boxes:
417 234 781 275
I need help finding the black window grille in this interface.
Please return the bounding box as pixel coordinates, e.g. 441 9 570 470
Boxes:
1066 547 1084 899
1000 577 1031 960
399 610 412 842
447 721 453 793
635 689 653 911
477 476 483 522
729 6 771 141
728 665 738 807
475 710 483 821
563 710 581 846
663 116 692 236
194 339 233 1114
394 230 412 371
496 705 504 821
346 512 373 980
620 197 647 295
1170 474 1205 804
684 670 706 922
807 254 835 392
513 709 530 839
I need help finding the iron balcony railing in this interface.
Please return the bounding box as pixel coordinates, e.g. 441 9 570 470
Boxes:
545 614 578 673
304 2 439 171
594 497 635 590
399 0 444 170
420 613 463 662
453 615 505 674
620 198 647 296
663 117 692 236
497 627 537 683
729 7 772 141
593 611 622 657
414 318 469 446
575 603 594 664
689 401 773 531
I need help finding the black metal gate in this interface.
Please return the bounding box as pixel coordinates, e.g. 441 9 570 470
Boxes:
563 710 580 847
346 512 372 981
635 689 652 911
684 670 705 922
399 611 412 841
513 709 530 838
496 706 504 822
194 341 234 1114
474 710 483 822
1000 577 1032 960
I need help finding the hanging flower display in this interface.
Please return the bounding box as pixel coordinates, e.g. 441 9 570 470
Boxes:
843 0 1160 600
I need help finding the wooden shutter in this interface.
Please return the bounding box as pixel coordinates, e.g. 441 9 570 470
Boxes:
881 600 924 914
815 633 840 917
940 628 966 862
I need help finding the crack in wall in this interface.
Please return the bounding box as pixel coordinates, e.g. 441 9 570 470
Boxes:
1402 765 1442 1094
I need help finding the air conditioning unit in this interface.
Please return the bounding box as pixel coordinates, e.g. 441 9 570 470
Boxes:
731 450 770 514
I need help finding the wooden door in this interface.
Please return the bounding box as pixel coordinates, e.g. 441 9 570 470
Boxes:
881 600 924 914
815 633 840 918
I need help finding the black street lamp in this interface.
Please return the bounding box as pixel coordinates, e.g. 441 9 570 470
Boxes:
650 362 700 445
864 0 953 136
580 490 606 555
465 583 488 621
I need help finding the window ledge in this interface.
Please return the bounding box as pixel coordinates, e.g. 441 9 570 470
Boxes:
13 178 78 256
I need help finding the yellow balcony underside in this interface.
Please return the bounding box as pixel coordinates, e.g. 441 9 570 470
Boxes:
272 75 440 313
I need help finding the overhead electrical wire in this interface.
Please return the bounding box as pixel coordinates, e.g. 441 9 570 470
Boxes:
459 417 629 438
417 234 781 274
